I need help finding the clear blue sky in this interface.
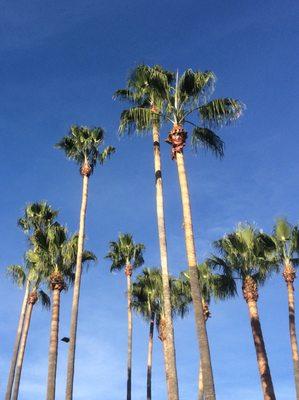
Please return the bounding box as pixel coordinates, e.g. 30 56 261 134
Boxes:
1 1 298 399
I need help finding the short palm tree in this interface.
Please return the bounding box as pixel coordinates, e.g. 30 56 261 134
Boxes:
272 218 299 398
106 233 145 400
9 262 50 400
132 268 189 400
115 65 180 400
30 222 96 400
163 69 244 400
5 202 57 400
56 125 115 400
180 263 236 400
209 224 277 400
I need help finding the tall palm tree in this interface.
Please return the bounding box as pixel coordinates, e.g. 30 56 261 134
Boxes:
162 69 244 400
272 218 299 398
30 222 96 400
56 125 115 400
11 264 50 400
209 223 277 400
132 268 189 400
180 263 236 400
106 233 145 400
5 202 57 400
115 65 180 400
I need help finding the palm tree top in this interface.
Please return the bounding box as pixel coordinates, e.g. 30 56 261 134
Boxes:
56 125 115 175
272 218 299 265
106 233 145 273
18 202 58 234
209 223 277 285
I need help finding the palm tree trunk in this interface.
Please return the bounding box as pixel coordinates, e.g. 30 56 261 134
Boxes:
147 313 155 400
126 270 132 400
286 280 299 398
12 292 36 400
244 294 276 399
5 280 30 400
47 288 61 400
198 362 204 400
65 174 89 400
153 123 179 400
175 151 215 400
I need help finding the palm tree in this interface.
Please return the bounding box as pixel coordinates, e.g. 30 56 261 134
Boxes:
10 263 50 400
272 218 299 398
5 202 57 400
162 69 244 400
132 268 189 400
30 222 96 400
115 65 180 400
209 223 277 400
106 233 145 400
56 125 115 400
180 263 236 400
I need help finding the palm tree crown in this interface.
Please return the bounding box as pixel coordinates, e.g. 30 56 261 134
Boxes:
18 202 58 235
56 125 115 175
272 218 299 266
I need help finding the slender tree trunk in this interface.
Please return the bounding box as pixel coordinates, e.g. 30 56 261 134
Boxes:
152 123 179 400
126 269 132 400
12 291 37 400
65 173 89 400
175 150 215 400
283 262 299 399
243 276 276 400
147 313 155 400
47 288 62 400
5 280 30 400
198 362 204 400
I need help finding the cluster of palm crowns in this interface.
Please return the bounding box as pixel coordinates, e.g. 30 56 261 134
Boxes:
4 65 298 400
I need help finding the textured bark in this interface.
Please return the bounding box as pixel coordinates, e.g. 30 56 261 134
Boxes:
126 269 132 400
198 362 204 400
243 277 276 400
47 287 62 400
5 280 30 400
147 314 155 400
65 174 89 400
283 262 299 399
175 150 215 400
153 123 179 400
12 291 37 400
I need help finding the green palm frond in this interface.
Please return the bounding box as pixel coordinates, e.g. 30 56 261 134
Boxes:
179 69 215 100
191 126 224 157
199 98 244 127
98 146 116 165
18 202 58 234
7 265 27 287
38 290 51 309
119 107 155 135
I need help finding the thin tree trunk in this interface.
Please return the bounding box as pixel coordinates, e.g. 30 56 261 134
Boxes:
127 271 132 400
153 123 179 400
5 280 30 400
12 299 35 400
147 313 155 400
47 288 61 400
65 174 89 400
198 362 204 400
286 280 299 399
246 299 276 399
175 151 215 400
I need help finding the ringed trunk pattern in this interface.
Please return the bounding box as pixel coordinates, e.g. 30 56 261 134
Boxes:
5 280 30 400
168 125 215 399
153 121 179 400
47 272 65 400
65 166 89 400
198 301 211 400
283 261 299 399
147 313 155 400
242 276 276 400
12 290 38 400
125 263 133 400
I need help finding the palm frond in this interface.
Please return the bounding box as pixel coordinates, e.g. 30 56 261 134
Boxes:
119 107 155 135
191 126 224 157
199 98 244 127
38 290 51 309
7 265 27 287
98 146 116 165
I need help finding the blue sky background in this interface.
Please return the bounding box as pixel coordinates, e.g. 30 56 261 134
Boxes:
0 0 299 399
